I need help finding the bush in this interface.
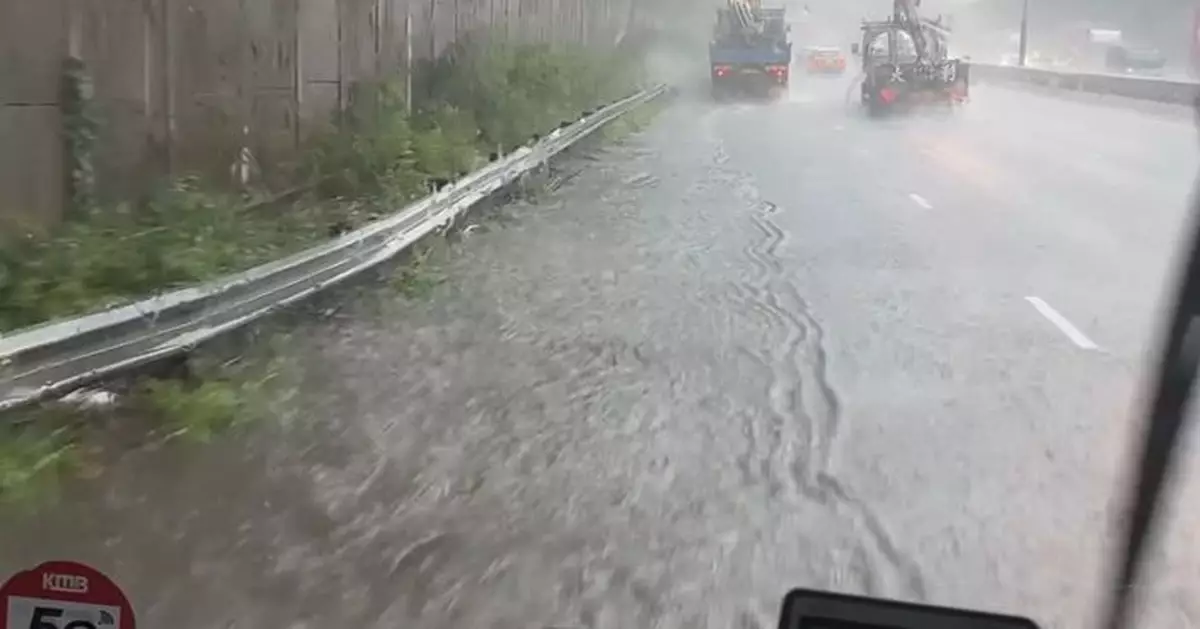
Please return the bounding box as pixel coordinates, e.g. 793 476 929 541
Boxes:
410 106 482 182
302 81 427 201
420 38 644 150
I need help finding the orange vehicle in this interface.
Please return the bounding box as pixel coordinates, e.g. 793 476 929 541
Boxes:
804 46 847 74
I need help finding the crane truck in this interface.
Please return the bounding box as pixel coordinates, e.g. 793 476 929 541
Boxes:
709 0 792 101
853 0 969 115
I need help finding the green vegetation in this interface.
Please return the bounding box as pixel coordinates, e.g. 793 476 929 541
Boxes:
0 179 335 331
0 38 648 333
390 240 449 300
0 331 296 510
126 349 289 444
0 421 75 509
599 92 670 142
419 38 644 152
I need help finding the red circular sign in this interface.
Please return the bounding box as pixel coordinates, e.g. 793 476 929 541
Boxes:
0 561 135 629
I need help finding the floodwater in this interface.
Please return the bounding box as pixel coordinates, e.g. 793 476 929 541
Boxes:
4 77 1200 629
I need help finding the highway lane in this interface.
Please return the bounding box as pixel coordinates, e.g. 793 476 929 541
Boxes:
2 77 1198 629
732 76 1200 627
936 83 1194 353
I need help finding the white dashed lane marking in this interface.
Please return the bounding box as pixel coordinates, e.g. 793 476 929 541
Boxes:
1025 296 1100 350
908 193 933 209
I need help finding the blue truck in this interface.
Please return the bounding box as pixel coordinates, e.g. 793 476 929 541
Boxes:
709 4 792 100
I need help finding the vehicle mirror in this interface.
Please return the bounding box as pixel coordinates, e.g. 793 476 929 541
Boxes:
778 589 1042 629
851 43 861 55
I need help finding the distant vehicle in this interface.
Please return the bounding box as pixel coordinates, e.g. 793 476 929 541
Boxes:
1105 45 1167 76
854 0 969 115
709 0 792 101
804 46 847 74
1003 50 1071 70
1065 26 1124 72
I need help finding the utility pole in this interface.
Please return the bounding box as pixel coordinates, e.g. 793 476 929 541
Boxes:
1018 0 1029 66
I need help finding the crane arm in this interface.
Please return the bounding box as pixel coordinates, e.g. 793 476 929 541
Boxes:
727 0 764 36
892 0 931 63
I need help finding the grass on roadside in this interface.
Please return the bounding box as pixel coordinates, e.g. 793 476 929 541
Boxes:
0 239 458 511
390 241 449 300
0 421 76 509
599 93 670 142
0 339 290 510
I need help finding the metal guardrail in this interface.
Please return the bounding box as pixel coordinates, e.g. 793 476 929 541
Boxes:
970 62 1199 106
0 84 668 413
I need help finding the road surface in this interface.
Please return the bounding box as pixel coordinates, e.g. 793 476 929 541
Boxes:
2 77 1199 629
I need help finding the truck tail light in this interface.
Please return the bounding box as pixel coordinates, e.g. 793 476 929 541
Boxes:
713 65 732 76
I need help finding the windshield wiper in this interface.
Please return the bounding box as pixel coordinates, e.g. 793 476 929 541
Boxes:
1101 96 1200 629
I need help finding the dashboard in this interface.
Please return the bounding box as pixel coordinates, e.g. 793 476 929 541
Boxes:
778 589 1042 629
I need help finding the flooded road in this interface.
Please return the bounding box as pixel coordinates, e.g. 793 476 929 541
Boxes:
4 78 1200 629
